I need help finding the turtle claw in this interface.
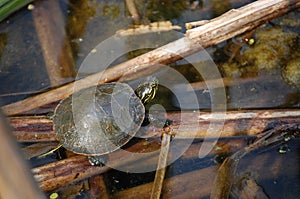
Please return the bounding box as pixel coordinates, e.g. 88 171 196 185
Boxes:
88 155 108 166
163 119 173 128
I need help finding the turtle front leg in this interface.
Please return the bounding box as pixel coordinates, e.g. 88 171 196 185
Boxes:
142 113 172 128
88 154 108 166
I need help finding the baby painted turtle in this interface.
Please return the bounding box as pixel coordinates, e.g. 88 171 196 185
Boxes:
53 77 158 165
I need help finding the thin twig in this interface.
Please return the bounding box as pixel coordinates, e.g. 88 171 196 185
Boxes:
150 132 172 199
125 0 140 23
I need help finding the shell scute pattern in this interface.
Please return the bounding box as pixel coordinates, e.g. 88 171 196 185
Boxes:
53 82 145 156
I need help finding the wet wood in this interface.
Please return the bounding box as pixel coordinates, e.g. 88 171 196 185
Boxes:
114 144 299 199
114 166 217 199
116 21 181 36
9 109 300 142
125 0 140 23
0 112 46 199
9 115 55 142
33 155 109 192
34 139 245 193
33 138 161 192
186 0 300 44
3 0 300 116
33 131 299 195
32 0 76 87
151 132 172 199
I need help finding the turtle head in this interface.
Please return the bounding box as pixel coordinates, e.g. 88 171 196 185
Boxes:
135 77 158 104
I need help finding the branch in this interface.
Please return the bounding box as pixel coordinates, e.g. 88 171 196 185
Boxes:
9 109 300 142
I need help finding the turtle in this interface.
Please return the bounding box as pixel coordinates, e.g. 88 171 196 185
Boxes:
53 77 159 166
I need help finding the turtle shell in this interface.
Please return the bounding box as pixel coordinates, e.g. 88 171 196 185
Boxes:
53 82 145 156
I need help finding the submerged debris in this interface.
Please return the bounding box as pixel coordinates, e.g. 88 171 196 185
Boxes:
211 123 300 199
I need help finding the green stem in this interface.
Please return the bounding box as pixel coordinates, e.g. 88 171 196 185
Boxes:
0 0 33 22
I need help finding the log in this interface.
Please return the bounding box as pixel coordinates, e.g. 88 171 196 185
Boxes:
9 109 300 142
3 0 300 116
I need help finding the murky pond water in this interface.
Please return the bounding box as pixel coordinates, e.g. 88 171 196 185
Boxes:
0 0 299 198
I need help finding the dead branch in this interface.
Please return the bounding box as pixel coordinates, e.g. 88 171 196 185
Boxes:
186 0 300 44
33 138 161 192
9 115 55 142
116 21 181 36
9 109 300 142
33 126 298 194
125 0 140 23
2 0 299 116
32 155 109 192
32 0 76 87
150 132 172 199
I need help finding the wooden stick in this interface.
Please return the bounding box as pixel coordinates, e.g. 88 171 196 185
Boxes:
32 156 109 192
9 115 56 142
151 132 172 199
125 0 140 23
3 0 300 116
186 0 300 44
33 138 161 191
33 128 298 194
9 109 300 142
32 0 76 87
